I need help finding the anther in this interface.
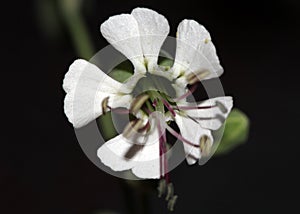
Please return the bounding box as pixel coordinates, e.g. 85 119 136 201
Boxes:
122 119 144 138
167 195 178 211
101 97 109 115
186 70 210 85
138 121 150 133
165 183 174 201
199 135 212 157
130 94 150 115
157 179 167 198
215 101 228 113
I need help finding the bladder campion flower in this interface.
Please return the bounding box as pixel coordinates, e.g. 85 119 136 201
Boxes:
63 7 233 209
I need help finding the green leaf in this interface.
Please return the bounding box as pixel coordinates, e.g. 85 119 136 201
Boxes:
214 108 250 155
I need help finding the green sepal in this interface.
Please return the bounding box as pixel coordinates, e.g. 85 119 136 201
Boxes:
108 60 134 83
214 108 250 155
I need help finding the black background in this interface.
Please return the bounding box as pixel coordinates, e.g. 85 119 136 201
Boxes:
2 0 300 213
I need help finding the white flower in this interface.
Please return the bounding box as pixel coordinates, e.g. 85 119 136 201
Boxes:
63 8 233 179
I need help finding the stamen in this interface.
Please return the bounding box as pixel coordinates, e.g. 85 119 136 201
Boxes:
162 131 169 183
165 183 174 201
122 119 144 138
157 179 166 198
165 124 199 148
155 114 170 183
177 100 227 113
215 101 228 113
130 94 150 115
174 83 198 102
187 115 199 124
176 104 217 110
157 119 165 179
167 195 178 211
101 97 109 114
162 98 176 117
186 70 210 85
138 121 150 133
142 106 152 115
199 135 212 157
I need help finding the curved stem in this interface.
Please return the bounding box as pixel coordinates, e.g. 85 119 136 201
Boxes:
59 0 95 58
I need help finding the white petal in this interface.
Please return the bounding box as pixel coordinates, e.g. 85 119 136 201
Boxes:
131 8 169 72
183 96 233 130
100 14 146 74
97 113 162 179
173 20 223 79
97 134 138 171
63 59 124 93
65 89 132 129
173 20 201 78
63 59 133 128
131 158 160 179
175 114 213 164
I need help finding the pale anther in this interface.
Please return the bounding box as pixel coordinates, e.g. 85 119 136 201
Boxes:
215 100 228 113
157 179 167 198
130 94 150 115
167 195 178 211
101 97 109 115
186 70 210 85
199 135 212 157
165 183 174 201
122 119 144 138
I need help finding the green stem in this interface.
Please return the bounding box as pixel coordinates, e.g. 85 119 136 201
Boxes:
146 100 155 113
59 0 94 58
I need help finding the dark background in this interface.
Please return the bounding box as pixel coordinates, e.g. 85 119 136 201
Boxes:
2 0 300 213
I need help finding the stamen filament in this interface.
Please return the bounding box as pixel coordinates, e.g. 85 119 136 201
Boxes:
161 98 176 117
176 104 217 110
130 94 150 115
163 131 169 183
165 124 199 148
174 84 198 102
156 114 170 182
158 120 164 179
145 100 154 113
